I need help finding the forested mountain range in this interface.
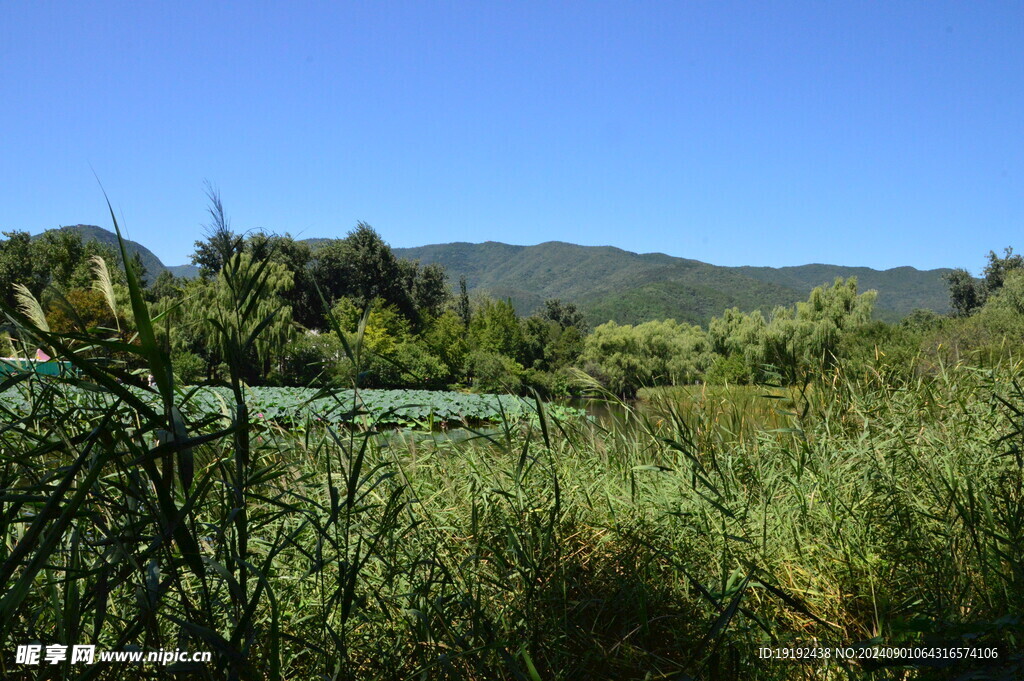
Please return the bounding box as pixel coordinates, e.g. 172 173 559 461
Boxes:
392 241 953 324
41 226 953 325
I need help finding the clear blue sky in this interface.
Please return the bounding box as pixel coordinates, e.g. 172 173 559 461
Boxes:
2 2 1021 273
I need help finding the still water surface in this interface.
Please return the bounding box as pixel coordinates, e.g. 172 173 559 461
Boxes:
377 397 644 447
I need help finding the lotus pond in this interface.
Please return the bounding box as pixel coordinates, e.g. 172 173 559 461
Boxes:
0 383 584 431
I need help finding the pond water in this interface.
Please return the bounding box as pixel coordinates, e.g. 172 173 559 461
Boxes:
375 397 636 446
379 387 799 447
374 394 665 447
557 397 635 426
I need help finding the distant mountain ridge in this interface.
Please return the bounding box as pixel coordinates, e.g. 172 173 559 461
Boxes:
34 225 199 280
393 241 954 324
40 225 166 276
40 226 953 325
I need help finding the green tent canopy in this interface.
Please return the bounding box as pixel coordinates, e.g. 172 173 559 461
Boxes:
0 358 74 377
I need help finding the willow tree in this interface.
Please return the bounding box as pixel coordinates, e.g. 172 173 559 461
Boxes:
707 307 768 382
195 252 296 382
797 277 876 364
582 319 711 395
760 277 876 382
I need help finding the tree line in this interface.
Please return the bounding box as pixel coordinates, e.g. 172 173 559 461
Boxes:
3 196 1022 395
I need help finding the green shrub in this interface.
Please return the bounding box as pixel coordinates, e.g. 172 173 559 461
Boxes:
387 339 449 389
279 331 351 386
467 349 524 393
705 351 753 385
172 349 206 384
837 320 923 380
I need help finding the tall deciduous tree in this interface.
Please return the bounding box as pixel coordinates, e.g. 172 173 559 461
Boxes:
0 231 39 306
313 223 412 316
457 276 471 328
945 268 984 317
469 298 525 361
312 223 448 328
405 261 449 322
0 229 118 307
541 299 585 331
944 247 1023 318
982 247 1024 297
246 232 318 328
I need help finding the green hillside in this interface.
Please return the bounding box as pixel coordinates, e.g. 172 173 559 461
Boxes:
394 241 954 324
36 225 169 278
33 225 201 280
167 264 200 278
583 281 789 327
393 241 798 319
737 264 953 319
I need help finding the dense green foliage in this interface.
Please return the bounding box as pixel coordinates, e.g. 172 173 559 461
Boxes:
43 224 167 278
581 318 712 395
0 228 124 309
945 247 1024 317
578 277 878 395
